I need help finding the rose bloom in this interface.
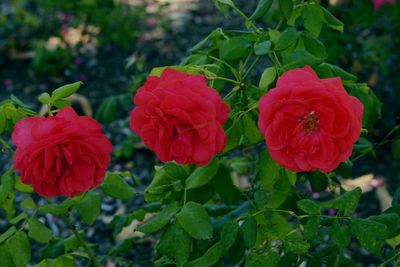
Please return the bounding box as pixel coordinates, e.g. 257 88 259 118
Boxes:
372 0 396 10
12 107 112 197
258 66 363 173
130 69 229 166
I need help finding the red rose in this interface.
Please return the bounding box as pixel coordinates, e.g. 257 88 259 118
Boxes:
12 107 112 197
130 69 229 166
258 66 363 173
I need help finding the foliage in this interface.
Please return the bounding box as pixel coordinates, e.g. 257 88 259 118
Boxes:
1 0 400 266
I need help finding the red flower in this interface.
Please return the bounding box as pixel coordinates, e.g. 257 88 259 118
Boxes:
12 107 112 197
130 69 229 166
258 66 363 173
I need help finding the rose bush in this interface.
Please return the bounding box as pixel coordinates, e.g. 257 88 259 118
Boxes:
0 1 399 266
258 66 363 173
12 107 112 197
130 69 229 166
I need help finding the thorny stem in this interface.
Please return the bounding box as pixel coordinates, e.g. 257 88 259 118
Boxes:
379 249 400 267
270 50 284 74
63 213 102 267
242 56 261 81
208 55 240 80
208 76 241 85
351 124 400 162
275 18 284 30
231 6 261 34
334 251 341 267
223 85 241 100
183 188 187 206
236 207 352 222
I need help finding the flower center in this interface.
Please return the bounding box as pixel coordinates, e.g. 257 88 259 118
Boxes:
302 111 319 133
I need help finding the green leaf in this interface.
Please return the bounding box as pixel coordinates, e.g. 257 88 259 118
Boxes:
284 233 310 254
38 93 51 104
0 108 6 134
38 198 75 218
1 192 16 220
316 63 357 83
0 244 13 267
101 173 136 200
186 158 220 190
137 202 180 234
282 49 323 69
259 67 276 91
288 6 304 26
260 211 293 241
220 221 239 254
38 255 77 267
10 95 31 109
28 217 53 243
219 36 253 61
224 118 243 152
303 217 320 240
249 0 273 20
245 251 279 267
216 0 235 7
351 218 389 254
286 170 297 186
185 242 222 267
333 187 362 216
145 163 187 202
14 177 33 193
268 29 281 44
0 170 15 205
51 81 83 101
64 234 82 253
301 32 327 60
259 150 282 191
242 114 263 144
275 28 299 51
211 165 240 204
177 202 213 240
21 197 36 209
155 256 175 267
0 226 17 244
241 216 257 248
347 83 382 129
6 231 31 267
38 199 75 215
54 99 71 109
302 4 322 37
387 234 400 249
279 0 293 19
331 220 351 249
297 199 320 215
55 255 77 267
369 213 400 236
95 97 117 123
157 221 192 266
320 6 344 32
259 173 292 209
10 212 28 225
77 191 101 225
150 66 186 77
189 28 223 52
254 40 271 56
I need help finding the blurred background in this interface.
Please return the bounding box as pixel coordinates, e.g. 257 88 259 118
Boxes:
0 0 399 266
